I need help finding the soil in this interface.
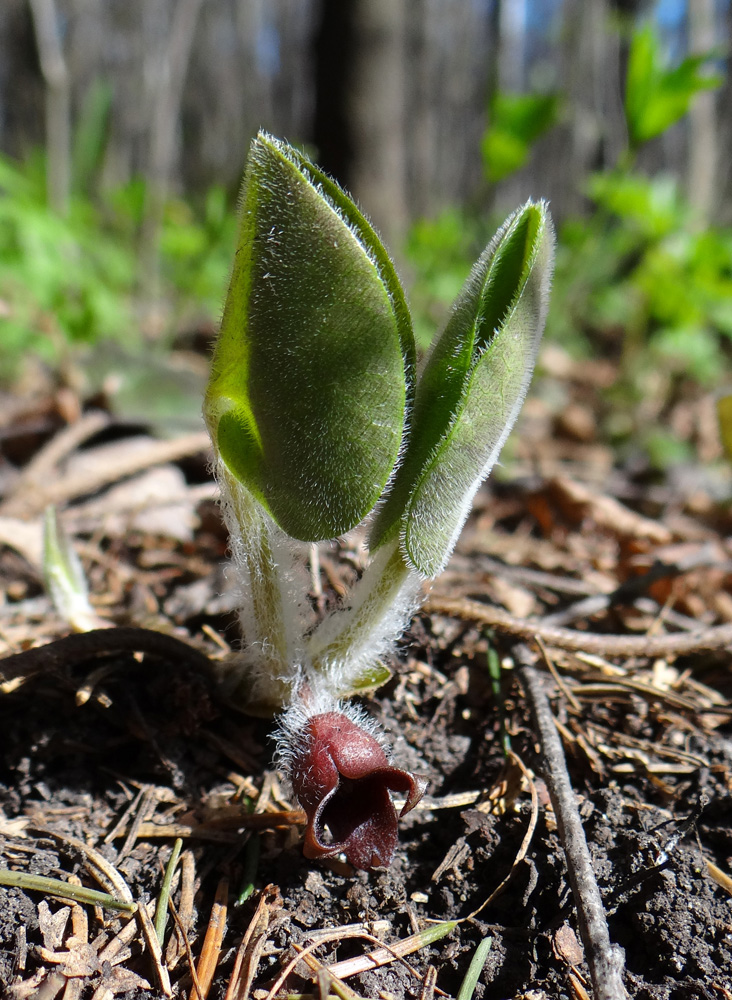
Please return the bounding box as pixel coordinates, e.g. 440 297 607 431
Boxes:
1 384 732 1000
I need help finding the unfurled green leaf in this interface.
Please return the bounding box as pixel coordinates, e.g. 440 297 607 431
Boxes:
371 201 554 577
205 132 414 542
456 935 494 1000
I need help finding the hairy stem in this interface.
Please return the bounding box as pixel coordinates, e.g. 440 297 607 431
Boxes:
218 467 304 711
307 539 422 693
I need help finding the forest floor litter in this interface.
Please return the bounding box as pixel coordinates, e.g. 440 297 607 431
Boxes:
1 356 731 1000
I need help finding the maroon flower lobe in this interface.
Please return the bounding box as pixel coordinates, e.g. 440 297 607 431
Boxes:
289 711 427 870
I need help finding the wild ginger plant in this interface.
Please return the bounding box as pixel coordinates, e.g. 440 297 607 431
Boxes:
204 133 554 869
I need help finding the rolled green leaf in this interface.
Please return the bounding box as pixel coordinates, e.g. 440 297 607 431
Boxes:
371 200 554 577
205 132 414 542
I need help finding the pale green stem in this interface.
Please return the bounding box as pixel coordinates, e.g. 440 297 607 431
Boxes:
224 471 290 664
307 538 422 692
219 466 303 711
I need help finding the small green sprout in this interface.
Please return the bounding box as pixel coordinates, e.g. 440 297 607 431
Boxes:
205 132 554 868
43 505 103 633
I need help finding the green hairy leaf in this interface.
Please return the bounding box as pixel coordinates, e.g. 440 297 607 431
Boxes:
205 132 414 541
205 134 554 713
371 201 554 577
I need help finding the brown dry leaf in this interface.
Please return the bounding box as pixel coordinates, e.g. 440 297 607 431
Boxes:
54 941 100 979
165 849 196 970
0 517 43 572
0 814 30 836
540 345 618 388
459 527 569 571
707 859 732 896
2 432 210 520
552 923 584 967
6 968 50 999
35 943 97 980
37 901 71 951
91 965 153 996
190 877 228 1000
568 971 592 999
555 401 597 443
137 900 172 997
711 590 732 622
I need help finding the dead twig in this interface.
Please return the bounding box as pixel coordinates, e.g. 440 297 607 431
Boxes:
425 594 732 657
324 922 456 982
168 894 205 1000
540 545 728 627
166 849 196 970
265 923 455 1000
290 944 364 1000
0 411 110 514
516 646 628 1000
27 0 71 214
0 626 214 682
38 829 134 905
465 750 539 920
1 430 210 519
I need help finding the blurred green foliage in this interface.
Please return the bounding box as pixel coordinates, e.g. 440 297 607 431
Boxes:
481 92 560 183
406 209 484 349
407 20 728 470
625 24 722 150
0 149 236 382
1 17 728 475
0 153 136 370
554 171 732 386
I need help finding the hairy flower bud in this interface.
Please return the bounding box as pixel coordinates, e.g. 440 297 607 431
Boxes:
287 711 427 870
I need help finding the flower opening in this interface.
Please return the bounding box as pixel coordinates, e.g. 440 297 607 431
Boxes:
288 710 427 870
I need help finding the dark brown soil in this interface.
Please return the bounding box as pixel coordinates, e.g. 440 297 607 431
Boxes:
1 398 732 1000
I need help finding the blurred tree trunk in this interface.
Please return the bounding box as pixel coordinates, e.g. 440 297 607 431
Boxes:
486 0 527 216
686 0 717 224
312 0 354 186
1 0 720 236
719 0 732 217
404 0 493 226
497 0 526 92
541 0 625 220
139 0 204 303
348 0 409 256
28 0 70 214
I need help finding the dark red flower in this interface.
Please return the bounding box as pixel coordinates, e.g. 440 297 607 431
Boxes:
289 711 427 870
